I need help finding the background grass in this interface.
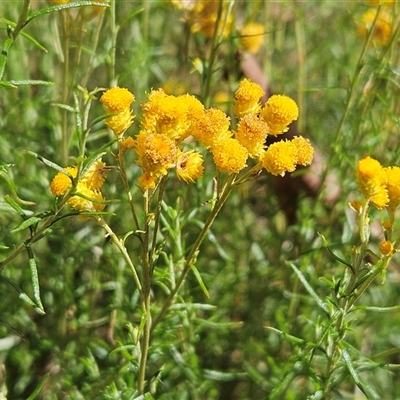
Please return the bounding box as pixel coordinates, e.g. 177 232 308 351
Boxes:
1 1 400 399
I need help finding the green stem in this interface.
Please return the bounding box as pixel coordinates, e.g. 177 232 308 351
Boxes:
95 216 143 300
151 173 236 332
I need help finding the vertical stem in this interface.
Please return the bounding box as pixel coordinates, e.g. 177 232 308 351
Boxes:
151 174 237 331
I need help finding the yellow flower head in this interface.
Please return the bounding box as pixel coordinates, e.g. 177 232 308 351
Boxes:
211 138 248 174
134 131 178 177
260 95 299 135
81 159 107 191
176 150 204 183
50 166 78 196
259 140 297 176
190 0 233 38
234 79 265 119
141 90 204 142
380 240 395 256
139 172 157 190
358 9 392 46
100 87 135 113
356 156 388 209
191 108 232 148
384 166 400 210
235 114 269 158
239 23 265 54
100 87 135 137
292 136 314 166
104 107 134 137
67 182 105 212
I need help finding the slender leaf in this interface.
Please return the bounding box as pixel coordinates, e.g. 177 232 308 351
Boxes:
341 347 380 400
8 79 53 86
26 246 45 315
190 263 210 298
26 2 109 23
288 262 330 315
26 373 51 400
12 217 42 233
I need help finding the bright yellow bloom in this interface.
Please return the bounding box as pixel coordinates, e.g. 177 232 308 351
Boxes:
191 108 232 148
211 138 248 174
235 114 269 158
356 156 389 209
234 79 265 119
100 87 135 113
259 140 297 176
176 150 204 183
66 182 106 212
358 9 392 46
380 240 395 256
292 136 314 166
384 166 400 210
239 23 265 54
260 95 299 135
368 0 394 4
141 90 204 142
139 173 157 190
134 131 178 177
190 0 233 38
81 159 107 191
50 167 78 196
100 87 135 136
104 107 134 137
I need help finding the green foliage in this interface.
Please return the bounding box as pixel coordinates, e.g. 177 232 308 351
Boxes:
1 1 400 399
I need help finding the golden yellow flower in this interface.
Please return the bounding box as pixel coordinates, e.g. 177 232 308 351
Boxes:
100 87 135 113
50 166 78 196
235 114 269 158
190 0 233 38
67 182 105 212
104 106 134 137
368 0 394 4
100 87 135 137
234 79 265 119
191 108 232 148
139 173 157 190
356 156 388 209
358 9 392 46
260 95 299 135
384 166 400 210
292 136 314 166
211 138 248 174
141 90 204 142
259 140 297 176
380 240 395 256
239 23 265 54
176 150 204 183
134 131 178 177
81 159 107 191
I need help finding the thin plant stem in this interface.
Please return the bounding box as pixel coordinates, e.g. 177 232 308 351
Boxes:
151 173 237 332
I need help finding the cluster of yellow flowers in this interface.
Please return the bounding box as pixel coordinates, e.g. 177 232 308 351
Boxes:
50 159 107 212
355 156 400 256
50 79 314 209
356 156 400 211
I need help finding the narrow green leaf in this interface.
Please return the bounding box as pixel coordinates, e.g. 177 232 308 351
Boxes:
51 102 76 112
26 2 109 23
341 347 380 400
190 264 210 298
0 274 44 315
287 262 330 315
26 246 45 315
26 151 72 175
8 79 53 86
12 216 42 233
26 373 51 400
4 194 26 217
0 81 17 88
0 168 35 205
